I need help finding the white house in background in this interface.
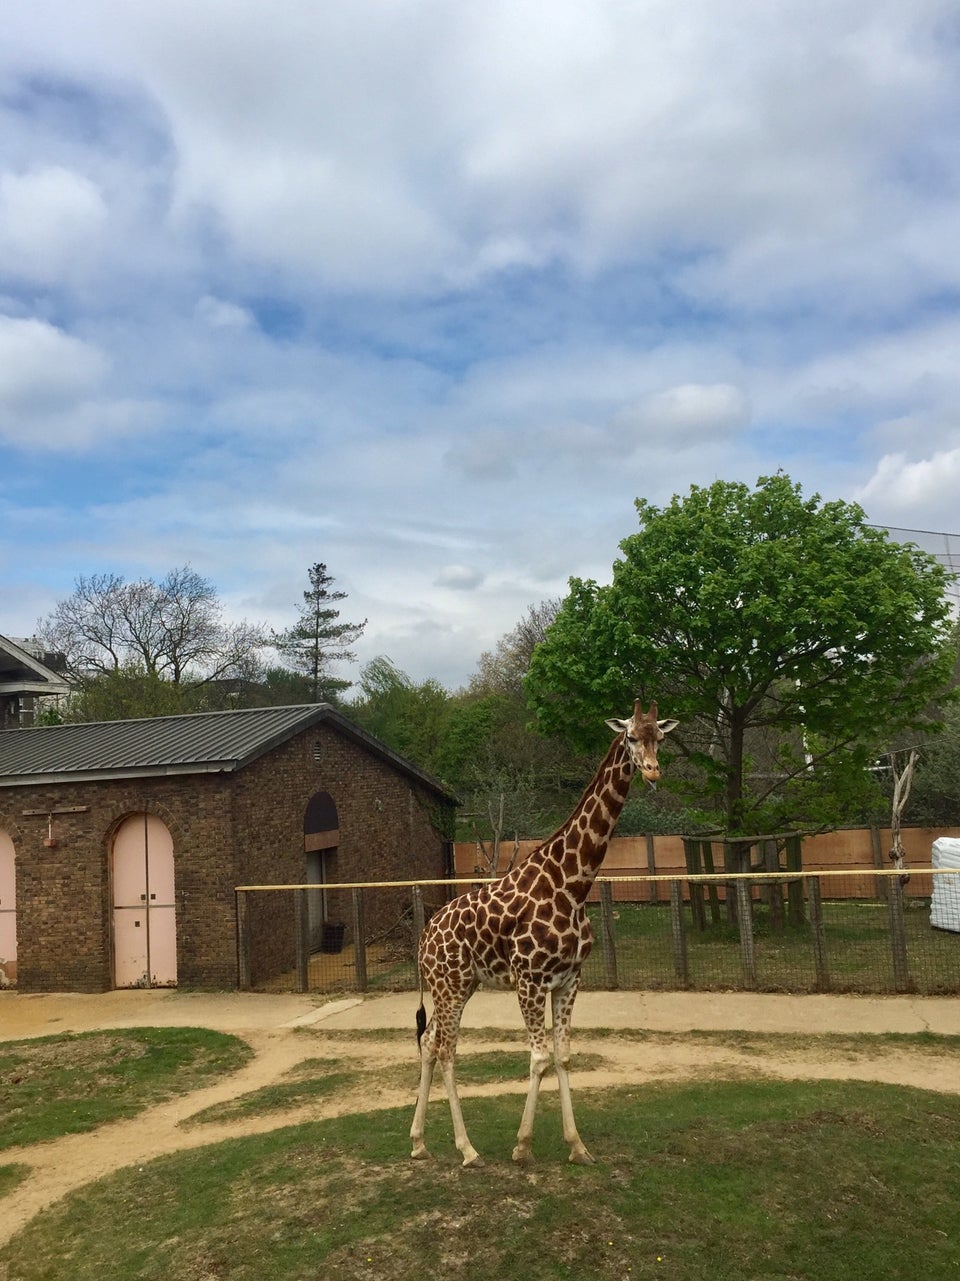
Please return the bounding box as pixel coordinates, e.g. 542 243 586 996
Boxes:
0 635 70 729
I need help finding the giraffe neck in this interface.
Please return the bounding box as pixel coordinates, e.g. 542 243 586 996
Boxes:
539 735 635 897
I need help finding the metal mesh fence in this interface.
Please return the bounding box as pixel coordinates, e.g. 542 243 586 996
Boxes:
237 869 960 998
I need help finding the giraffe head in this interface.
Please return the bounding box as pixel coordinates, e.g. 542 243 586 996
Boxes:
606 699 678 785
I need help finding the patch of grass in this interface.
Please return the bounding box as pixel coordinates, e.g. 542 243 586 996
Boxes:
185 1059 358 1126
0 1163 29 1198
575 1025 960 1057
380 1049 611 1094
0 1028 252 1150
453 1049 609 1085
3 1080 960 1280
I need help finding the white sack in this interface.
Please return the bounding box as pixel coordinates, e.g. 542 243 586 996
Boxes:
930 838 960 932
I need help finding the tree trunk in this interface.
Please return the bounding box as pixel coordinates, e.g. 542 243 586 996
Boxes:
725 710 746 831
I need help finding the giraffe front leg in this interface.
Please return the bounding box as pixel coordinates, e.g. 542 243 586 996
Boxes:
513 983 550 1165
553 982 595 1165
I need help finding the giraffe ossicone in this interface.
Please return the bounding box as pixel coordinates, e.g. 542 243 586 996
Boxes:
410 699 678 1167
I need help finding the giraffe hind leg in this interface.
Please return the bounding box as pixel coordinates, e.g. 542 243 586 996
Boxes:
410 1013 437 1160
439 1051 483 1168
410 990 482 1167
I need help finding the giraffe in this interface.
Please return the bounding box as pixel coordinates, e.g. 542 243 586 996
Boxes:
410 699 678 1168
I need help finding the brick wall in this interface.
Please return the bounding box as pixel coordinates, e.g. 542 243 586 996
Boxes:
235 722 451 983
1 721 454 992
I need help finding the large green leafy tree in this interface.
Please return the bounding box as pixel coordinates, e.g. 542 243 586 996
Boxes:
525 474 957 833
348 656 453 766
272 563 366 702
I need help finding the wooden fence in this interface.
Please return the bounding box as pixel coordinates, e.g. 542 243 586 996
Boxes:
236 865 960 998
452 826 960 901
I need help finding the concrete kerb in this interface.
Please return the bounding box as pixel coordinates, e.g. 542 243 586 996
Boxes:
3 988 960 1043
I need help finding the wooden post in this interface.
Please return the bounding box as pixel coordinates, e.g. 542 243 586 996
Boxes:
763 839 784 930
599 880 619 989
351 887 367 993
870 825 885 900
412 883 426 953
786 835 805 926
701 840 722 925
736 878 757 988
683 838 707 931
294 889 309 994
645 833 659 903
887 875 911 993
670 880 689 987
806 876 830 992
236 889 251 991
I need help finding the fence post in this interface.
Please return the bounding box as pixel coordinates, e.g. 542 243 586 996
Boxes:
701 840 722 925
683 839 707 931
351 887 368 993
763 839 784 930
294 889 309 994
669 880 689 987
736 878 757 988
412 883 425 962
236 890 251 991
645 834 659 903
887 875 912 993
598 880 619 989
870 825 885 899
806 876 830 992
786 835 805 926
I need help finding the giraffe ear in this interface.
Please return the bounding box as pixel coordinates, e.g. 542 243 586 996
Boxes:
657 718 679 735
606 717 630 735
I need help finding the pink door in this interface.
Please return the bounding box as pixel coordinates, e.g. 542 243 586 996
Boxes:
112 814 177 988
0 830 16 987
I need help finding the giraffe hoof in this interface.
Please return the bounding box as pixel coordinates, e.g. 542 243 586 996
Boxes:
569 1148 596 1166
410 1144 431 1161
461 1153 484 1169
511 1146 533 1165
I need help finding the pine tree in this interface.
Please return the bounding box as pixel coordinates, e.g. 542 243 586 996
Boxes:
272 563 366 702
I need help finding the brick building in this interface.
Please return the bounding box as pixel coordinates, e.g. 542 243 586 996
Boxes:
0 705 456 992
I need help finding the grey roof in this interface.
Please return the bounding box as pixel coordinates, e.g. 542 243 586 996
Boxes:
0 703 456 801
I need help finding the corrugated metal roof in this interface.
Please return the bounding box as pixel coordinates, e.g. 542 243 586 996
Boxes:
0 704 456 801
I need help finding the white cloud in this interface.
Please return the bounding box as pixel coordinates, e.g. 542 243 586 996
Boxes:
195 295 254 330
614 383 749 446
1 1 959 686
0 166 107 284
5 1 955 302
0 316 107 416
434 564 485 591
857 449 960 529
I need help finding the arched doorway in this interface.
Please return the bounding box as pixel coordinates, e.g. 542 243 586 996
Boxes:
303 791 340 952
112 813 178 988
0 830 16 987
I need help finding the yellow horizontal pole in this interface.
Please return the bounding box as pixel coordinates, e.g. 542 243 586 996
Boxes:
235 866 960 893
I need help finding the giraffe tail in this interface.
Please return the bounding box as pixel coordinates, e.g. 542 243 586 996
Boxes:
416 1000 427 1048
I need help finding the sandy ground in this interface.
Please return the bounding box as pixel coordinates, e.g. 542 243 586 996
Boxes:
2 987 960 1248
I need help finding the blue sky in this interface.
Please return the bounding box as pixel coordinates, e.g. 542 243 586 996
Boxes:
2 1 959 689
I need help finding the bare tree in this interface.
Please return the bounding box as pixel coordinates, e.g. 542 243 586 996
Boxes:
470 599 560 698
38 567 266 688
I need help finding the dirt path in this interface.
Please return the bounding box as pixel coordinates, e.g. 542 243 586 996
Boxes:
3 989 960 1248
